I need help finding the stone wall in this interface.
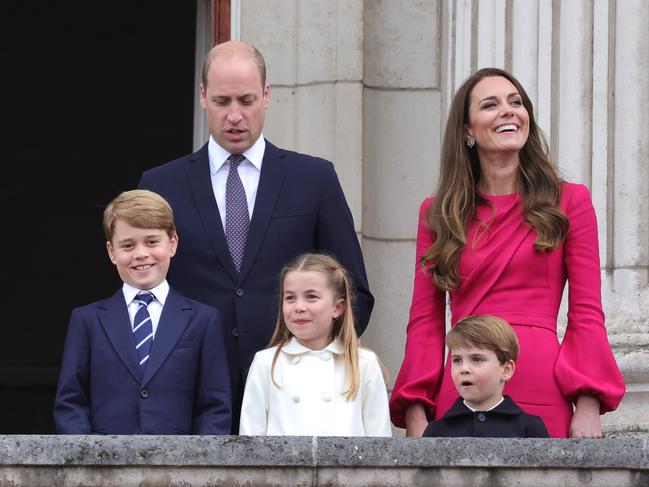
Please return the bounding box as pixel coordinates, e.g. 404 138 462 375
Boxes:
236 0 649 436
1 435 647 486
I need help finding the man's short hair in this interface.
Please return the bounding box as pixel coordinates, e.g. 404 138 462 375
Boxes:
201 42 266 88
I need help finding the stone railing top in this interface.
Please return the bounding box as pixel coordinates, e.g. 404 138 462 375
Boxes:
1 435 647 470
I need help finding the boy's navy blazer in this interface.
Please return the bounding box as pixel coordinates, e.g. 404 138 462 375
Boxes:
138 140 373 390
422 396 550 438
53 287 231 435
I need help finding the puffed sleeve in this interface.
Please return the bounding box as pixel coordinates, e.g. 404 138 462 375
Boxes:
239 351 270 435
389 198 448 428
361 350 392 437
554 183 625 412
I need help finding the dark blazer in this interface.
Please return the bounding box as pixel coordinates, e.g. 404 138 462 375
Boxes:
422 396 550 438
138 141 373 393
53 287 231 435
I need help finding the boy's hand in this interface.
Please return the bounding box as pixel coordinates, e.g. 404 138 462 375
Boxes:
569 395 602 438
405 403 428 437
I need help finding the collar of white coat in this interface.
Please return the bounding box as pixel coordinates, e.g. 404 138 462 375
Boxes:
282 337 344 355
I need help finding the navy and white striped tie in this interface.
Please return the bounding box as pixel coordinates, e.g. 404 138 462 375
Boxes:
133 293 154 367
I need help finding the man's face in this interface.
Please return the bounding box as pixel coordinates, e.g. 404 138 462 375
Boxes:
200 54 270 154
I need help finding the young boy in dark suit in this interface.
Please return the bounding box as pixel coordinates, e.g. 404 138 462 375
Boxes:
54 190 231 434
423 315 549 438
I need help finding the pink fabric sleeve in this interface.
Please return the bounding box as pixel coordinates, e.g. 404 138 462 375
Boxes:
554 183 625 413
389 198 447 428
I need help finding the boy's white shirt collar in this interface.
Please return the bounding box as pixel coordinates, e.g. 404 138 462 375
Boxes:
281 336 345 355
122 280 170 306
463 396 505 412
208 134 265 174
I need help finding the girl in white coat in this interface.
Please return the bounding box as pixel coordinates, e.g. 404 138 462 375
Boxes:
239 253 391 436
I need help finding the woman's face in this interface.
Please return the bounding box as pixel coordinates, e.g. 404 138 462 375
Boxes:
465 76 530 160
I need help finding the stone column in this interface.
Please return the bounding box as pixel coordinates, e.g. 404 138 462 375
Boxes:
360 0 441 405
239 0 364 230
602 0 649 435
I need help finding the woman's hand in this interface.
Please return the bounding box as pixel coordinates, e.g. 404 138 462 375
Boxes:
405 403 428 437
569 395 602 438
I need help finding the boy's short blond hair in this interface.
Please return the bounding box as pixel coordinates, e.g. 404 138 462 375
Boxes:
446 315 519 364
103 189 176 242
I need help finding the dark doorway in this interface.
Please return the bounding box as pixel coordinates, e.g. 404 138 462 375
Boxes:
0 1 197 433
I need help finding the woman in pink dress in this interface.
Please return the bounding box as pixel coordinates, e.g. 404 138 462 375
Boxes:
390 68 625 438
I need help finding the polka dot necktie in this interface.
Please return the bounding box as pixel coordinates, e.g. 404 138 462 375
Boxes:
133 292 154 368
225 154 249 271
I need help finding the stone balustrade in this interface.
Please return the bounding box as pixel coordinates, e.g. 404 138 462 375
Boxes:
1 435 647 486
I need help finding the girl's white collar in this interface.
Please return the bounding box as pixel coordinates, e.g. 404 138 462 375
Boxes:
281 336 344 355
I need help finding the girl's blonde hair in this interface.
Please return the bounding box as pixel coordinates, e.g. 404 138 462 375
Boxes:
268 253 361 400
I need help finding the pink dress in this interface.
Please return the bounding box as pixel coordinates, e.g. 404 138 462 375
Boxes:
390 183 625 437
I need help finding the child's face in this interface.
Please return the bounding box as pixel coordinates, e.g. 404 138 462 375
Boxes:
450 344 514 410
282 270 345 350
106 220 178 291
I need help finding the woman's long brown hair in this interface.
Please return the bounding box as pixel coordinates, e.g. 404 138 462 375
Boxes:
422 68 569 291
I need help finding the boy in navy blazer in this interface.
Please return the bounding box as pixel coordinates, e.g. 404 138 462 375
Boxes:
54 190 231 434
423 315 549 438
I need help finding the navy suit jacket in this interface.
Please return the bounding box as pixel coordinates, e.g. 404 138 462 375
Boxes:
138 140 373 392
53 287 231 434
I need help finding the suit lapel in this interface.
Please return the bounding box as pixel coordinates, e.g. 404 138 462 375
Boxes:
238 141 289 282
98 290 142 383
185 144 239 281
141 288 192 387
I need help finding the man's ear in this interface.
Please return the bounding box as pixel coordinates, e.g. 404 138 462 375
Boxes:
199 83 207 109
502 359 515 382
263 82 271 109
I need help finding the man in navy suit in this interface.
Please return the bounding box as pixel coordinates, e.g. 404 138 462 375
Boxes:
54 190 231 434
138 41 373 431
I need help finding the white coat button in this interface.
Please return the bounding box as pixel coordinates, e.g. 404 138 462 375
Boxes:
320 351 332 361
321 394 332 402
292 395 300 403
292 355 301 364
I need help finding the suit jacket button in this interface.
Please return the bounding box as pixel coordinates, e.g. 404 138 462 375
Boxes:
235 289 244 297
232 328 239 337
140 389 149 399
477 412 486 422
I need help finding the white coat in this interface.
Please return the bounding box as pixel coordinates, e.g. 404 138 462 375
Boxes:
239 337 392 436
